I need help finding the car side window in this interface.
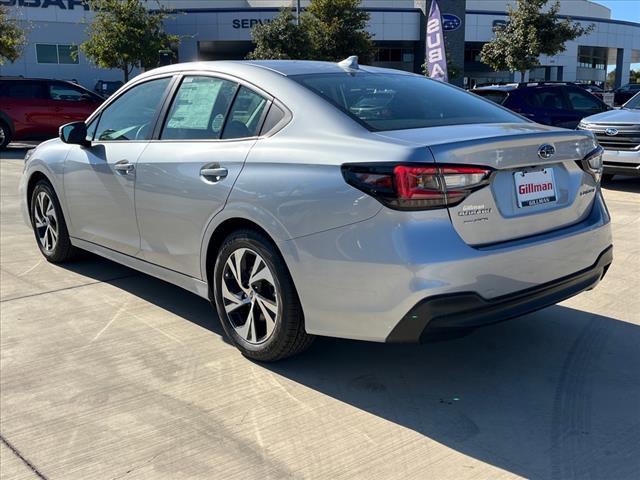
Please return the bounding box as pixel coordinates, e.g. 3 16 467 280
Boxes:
1 81 46 99
49 83 86 102
161 76 238 140
566 89 603 112
527 89 566 110
94 77 171 142
221 86 268 139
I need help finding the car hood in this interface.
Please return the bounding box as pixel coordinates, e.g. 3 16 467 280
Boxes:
581 108 640 125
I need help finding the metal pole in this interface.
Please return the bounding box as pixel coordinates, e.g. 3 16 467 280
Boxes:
296 0 301 25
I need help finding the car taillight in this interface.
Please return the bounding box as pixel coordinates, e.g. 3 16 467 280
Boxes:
341 163 492 211
577 146 604 183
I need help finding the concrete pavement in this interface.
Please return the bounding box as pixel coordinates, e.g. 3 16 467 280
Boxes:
1 147 639 479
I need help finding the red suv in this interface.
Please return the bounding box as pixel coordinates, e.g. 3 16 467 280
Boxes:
0 78 104 149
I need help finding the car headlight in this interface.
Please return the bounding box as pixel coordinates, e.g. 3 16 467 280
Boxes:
22 148 35 172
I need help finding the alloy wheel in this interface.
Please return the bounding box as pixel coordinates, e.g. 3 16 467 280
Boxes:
0 125 5 145
222 247 279 344
33 191 58 252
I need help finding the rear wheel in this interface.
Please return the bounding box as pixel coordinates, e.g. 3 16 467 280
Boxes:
30 180 77 263
0 121 11 150
212 229 314 361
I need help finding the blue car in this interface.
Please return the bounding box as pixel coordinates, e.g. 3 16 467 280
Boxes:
473 82 610 129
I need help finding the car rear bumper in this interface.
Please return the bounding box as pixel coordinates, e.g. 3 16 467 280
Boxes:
602 148 640 176
281 193 612 342
387 245 612 342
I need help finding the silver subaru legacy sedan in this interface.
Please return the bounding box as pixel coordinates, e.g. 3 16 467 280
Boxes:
19 59 612 361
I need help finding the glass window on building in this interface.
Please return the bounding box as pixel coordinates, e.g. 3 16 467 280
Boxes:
372 46 415 73
578 46 608 70
36 44 79 65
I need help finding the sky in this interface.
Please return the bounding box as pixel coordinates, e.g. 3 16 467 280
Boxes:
593 0 640 22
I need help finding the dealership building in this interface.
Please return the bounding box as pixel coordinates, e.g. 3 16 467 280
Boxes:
0 0 638 92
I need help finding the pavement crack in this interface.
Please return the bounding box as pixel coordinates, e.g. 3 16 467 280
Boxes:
110 452 163 480
0 273 140 303
0 433 49 480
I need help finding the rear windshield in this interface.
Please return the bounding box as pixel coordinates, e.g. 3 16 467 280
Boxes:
473 90 509 105
292 73 522 131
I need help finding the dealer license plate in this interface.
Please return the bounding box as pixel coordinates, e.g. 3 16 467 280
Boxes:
514 168 557 208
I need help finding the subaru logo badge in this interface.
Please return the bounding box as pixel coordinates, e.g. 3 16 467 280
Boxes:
538 144 555 159
605 127 619 136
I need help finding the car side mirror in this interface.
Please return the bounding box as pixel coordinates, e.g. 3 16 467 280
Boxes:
60 121 90 147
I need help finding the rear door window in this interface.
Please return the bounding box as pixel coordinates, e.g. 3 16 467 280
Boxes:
0 81 46 99
221 86 268 139
525 88 567 110
161 76 238 140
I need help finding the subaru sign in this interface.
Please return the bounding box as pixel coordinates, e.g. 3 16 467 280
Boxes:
442 14 461 31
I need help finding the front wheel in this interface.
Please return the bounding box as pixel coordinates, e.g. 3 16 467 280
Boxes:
30 180 77 263
212 229 314 361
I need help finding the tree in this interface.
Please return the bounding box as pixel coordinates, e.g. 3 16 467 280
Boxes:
248 0 374 63
80 0 178 82
0 5 26 65
480 0 593 80
305 0 374 63
246 9 312 60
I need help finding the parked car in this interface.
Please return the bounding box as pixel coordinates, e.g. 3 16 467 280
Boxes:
94 80 124 98
0 77 103 149
20 60 612 361
612 83 640 106
578 92 640 180
472 82 610 129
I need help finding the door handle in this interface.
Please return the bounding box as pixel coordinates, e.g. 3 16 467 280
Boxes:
200 165 228 182
114 160 135 175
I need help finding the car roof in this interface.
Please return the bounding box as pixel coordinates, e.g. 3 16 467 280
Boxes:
138 59 418 79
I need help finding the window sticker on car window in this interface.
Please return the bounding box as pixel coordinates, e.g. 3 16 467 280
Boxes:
211 113 225 133
166 80 221 130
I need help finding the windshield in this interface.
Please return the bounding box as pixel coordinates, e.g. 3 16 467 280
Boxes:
623 92 640 109
292 73 523 131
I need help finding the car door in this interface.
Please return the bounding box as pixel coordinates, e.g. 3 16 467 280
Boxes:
526 87 577 128
46 81 102 131
135 75 270 278
63 76 174 256
0 81 50 140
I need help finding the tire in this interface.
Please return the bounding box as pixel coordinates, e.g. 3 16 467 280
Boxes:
0 120 11 150
212 229 314 361
30 180 78 263
602 173 614 182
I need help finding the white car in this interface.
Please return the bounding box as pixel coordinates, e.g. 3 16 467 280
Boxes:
579 92 640 180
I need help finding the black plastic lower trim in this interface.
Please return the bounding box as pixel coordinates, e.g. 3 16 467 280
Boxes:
386 246 613 343
603 163 640 176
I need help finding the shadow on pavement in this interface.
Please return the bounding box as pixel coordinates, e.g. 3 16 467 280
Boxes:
58 251 640 479
601 176 640 193
60 254 227 339
265 307 640 479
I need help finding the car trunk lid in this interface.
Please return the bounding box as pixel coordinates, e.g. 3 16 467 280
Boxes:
374 123 600 246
